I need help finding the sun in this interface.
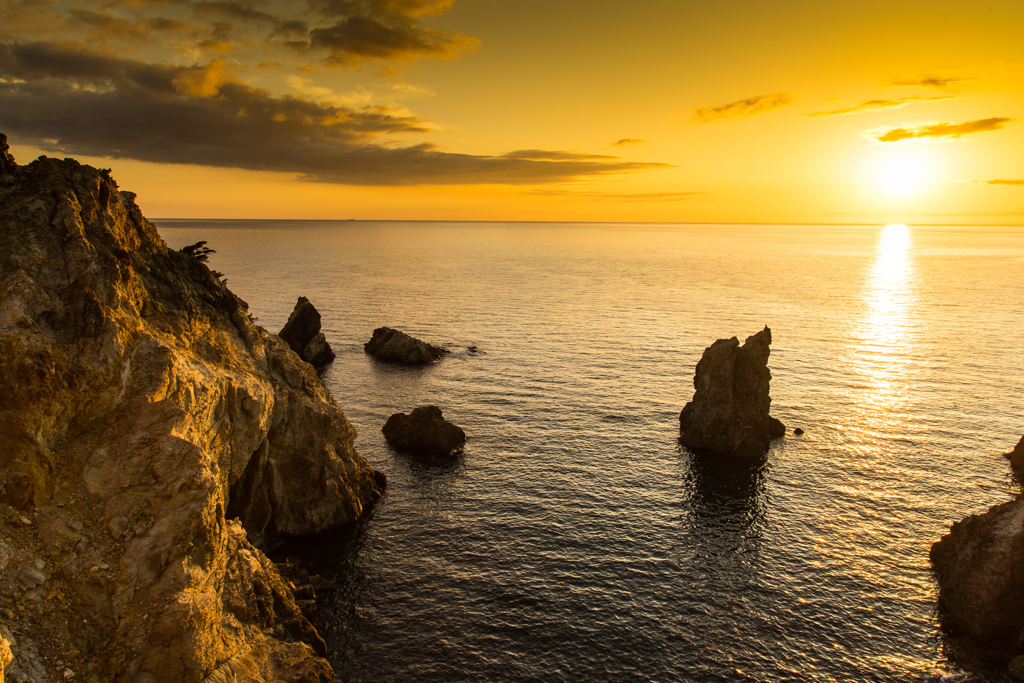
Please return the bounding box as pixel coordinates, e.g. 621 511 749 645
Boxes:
871 149 931 197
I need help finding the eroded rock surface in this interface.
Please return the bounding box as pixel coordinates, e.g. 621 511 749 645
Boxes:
278 296 335 371
1005 435 1024 476
0 137 383 682
679 326 785 458
383 406 466 456
364 327 445 365
931 497 1024 651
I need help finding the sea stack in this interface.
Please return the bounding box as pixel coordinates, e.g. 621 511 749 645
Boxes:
279 296 336 370
383 406 466 456
364 326 446 365
679 326 786 458
0 141 382 681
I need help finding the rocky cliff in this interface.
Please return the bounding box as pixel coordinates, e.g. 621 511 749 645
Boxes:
0 134 384 682
931 437 1024 675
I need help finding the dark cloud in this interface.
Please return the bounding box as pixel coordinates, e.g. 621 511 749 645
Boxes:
808 95 954 117
192 1 279 25
611 138 644 146
305 14 478 63
692 93 794 123
862 117 1013 143
67 8 201 42
0 41 670 186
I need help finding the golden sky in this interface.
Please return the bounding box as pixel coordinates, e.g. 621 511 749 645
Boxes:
2 0 1022 223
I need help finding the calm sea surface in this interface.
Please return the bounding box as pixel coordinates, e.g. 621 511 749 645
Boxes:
156 221 1024 682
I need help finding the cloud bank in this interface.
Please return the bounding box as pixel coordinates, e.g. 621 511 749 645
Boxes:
611 138 645 146
861 117 1013 144
0 0 672 186
692 93 794 123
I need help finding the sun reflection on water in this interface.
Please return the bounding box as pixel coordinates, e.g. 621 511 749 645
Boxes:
853 224 918 422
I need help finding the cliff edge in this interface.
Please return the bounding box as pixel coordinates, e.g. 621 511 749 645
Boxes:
0 134 384 682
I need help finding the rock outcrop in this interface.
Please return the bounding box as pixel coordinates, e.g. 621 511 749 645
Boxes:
678 326 785 458
382 406 466 456
931 435 1024 674
278 296 335 371
1005 435 1024 476
930 497 1024 650
0 139 383 682
364 326 446 365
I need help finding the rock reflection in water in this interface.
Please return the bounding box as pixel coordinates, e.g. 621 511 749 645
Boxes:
677 446 771 599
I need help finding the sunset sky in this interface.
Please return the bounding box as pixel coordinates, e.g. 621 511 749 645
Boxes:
2 0 1022 223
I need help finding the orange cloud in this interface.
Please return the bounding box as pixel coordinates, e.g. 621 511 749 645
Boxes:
888 75 971 91
692 93 794 123
951 178 1024 185
809 95 954 117
611 138 644 146
862 117 1013 143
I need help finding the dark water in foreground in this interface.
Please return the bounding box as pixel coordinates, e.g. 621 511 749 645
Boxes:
157 221 1024 682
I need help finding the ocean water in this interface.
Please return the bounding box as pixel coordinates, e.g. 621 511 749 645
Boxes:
156 221 1024 682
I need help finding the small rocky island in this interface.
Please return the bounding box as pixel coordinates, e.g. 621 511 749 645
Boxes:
0 135 383 682
279 296 336 370
679 326 786 458
365 326 446 365
931 434 1024 680
383 406 466 456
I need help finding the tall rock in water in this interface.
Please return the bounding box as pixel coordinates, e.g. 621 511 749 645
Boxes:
679 326 786 458
279 296 336 370
0 140 383 681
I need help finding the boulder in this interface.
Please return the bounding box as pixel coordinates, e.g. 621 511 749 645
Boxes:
0 144 384 682
1005 435 1024 475
279 296 336 370
365 326 446 365
679 326 785 458
383 406 466 456
930 497 1024 651
1010 655 1024 681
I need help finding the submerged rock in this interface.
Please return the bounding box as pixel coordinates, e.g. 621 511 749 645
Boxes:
365 326 446 365
1005 435 1024 475
0 141 383 681
383 406 466 456
679 326 785 458
279 296 336 370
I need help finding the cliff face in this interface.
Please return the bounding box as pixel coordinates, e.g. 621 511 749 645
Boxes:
0 135 383 682
931 497 1024 652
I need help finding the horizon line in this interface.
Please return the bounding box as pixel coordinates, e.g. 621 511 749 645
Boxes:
150 218 1024 228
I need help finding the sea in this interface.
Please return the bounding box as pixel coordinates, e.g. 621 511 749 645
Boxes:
155 220 1024 683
